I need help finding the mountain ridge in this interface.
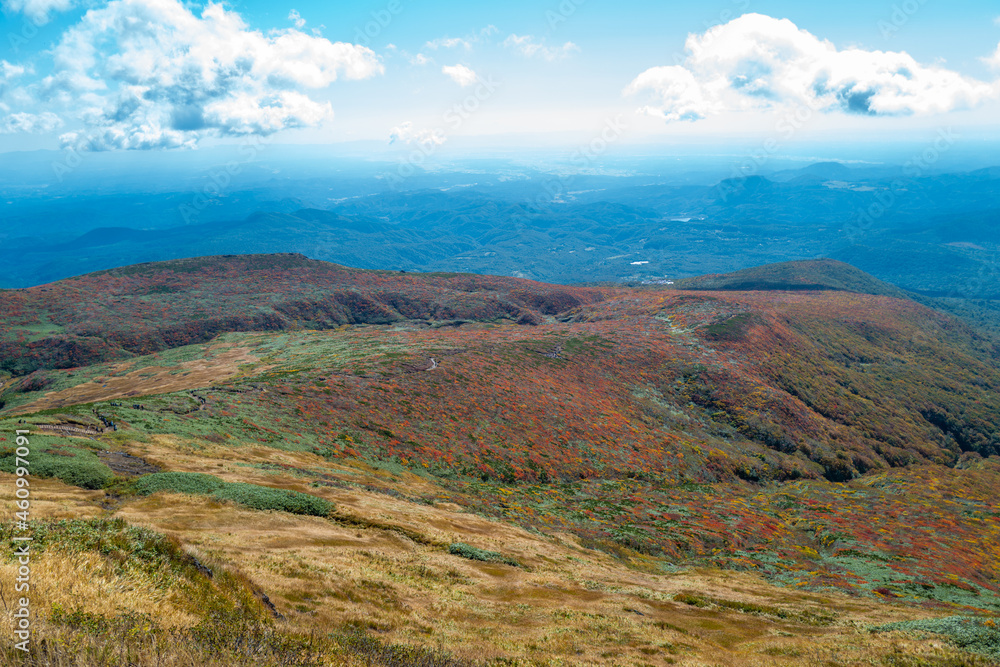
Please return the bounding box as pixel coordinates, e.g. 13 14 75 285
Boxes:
673 258 912 298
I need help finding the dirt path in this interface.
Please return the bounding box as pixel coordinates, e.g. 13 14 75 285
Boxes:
36 423 107 437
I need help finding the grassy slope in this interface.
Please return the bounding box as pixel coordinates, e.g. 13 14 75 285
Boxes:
3 429 999 666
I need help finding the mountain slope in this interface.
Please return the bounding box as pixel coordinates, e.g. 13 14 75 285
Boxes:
5 253 1000 479
3 254 1000 664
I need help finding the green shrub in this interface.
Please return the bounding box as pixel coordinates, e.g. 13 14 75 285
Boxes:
0 447 113 489
211 483 332 517
702 313 757 342
872 616 1000 659
447 542 521 567
3 518 191 583
133 472 228 496
133 473 332 517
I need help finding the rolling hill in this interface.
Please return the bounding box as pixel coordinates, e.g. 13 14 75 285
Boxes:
0 253 604 375
673 258 911 297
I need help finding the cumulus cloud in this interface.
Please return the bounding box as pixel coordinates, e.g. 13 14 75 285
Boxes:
28 0 382 150
388 121 445 147
288 9 305 29
442 64 477 87
503 34 578 61
0 111 63 133
2 0 76 25
626 13 1000 121
626 67 720 122
409 53 432 66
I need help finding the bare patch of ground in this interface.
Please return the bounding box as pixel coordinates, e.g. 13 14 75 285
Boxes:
96 450 162 477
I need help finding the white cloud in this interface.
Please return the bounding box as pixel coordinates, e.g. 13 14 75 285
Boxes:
0 61 28 112
2 0 76 25
288 9 305 29
626 13 1000 122
388 121 445 147
988 39 1000 70
409 53 432 66
503 34 578 61
0 61 26 83
425 27 496 53
442 64 477 87
28 0 382 150
626 67 720 122
425 37 471 51
0 111 63 134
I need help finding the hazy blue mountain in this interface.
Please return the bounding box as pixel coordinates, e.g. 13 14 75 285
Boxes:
3 153 1000 334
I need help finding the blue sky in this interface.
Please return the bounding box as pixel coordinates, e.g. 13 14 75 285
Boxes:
0 0 999 153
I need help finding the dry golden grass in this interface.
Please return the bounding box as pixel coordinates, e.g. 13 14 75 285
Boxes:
111 489 1000 665
12 343 263 414
1 438 994 666
0 474 105 521
0 550 198 626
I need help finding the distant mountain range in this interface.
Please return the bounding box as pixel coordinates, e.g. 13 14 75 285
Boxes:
2 159 999 336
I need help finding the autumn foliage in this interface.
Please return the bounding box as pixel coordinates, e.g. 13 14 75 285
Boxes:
4 253 1000 607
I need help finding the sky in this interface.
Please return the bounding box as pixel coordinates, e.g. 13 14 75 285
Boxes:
0 0 999 154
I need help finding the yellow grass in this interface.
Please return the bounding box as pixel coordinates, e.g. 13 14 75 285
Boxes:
11 343 264 414
0 436 994 666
